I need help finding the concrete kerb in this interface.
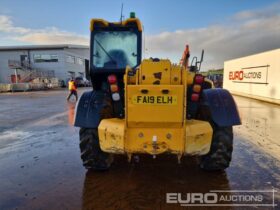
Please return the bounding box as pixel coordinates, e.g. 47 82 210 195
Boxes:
0 83 61 92
0 84 11 92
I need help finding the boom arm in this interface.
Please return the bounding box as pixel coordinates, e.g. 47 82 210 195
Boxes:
180 45 190 69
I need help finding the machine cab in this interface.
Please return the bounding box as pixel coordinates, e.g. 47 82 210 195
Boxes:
89 15 142 89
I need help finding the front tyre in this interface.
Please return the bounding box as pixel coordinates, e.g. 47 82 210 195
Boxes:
79 128 113 170
200 126 233 171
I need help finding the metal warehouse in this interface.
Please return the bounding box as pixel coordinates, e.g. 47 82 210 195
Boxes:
223 49 280 101
0 44 89 85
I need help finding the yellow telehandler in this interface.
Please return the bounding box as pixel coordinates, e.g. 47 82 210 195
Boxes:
74 13 241 171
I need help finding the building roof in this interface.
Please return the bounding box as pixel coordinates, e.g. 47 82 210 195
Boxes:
225 48 280 63
0 44 89 51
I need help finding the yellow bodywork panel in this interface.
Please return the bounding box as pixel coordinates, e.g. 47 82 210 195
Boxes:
126 85 184 127
170 65 182 85
90 18 142 31
98 119 212 156
125 127 185 154
90 19 109 31
98 59 213 157
185 120 213 155
98 118 125 154
122 18 142 31
139 59 171 84
187 71 195 85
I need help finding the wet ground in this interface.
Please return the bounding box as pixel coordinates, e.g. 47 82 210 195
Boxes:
0 89 279 210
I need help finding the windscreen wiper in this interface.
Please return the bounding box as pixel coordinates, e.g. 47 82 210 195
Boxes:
94 38 116 64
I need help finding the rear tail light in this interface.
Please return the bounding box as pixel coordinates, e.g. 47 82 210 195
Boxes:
107 74 120 101
191 93 200 102
194 75 204 84
108 75 117 84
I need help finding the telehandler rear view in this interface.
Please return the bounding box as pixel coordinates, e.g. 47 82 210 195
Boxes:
74 13 241 171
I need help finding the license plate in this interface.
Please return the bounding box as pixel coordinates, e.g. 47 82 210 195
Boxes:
132 95 177 105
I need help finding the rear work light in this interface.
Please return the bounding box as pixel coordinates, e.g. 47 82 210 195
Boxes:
112 93 120 101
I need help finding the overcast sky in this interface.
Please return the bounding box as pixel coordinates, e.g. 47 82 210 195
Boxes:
0 0 279 70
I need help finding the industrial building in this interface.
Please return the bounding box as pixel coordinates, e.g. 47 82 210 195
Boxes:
223 49 280 102
0 45 89 85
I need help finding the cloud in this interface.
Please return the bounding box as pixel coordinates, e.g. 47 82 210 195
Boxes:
145 3 280 69
15 27 88 45
232 3 280 21
1 3 280 69
0 15 88 45
0 15 30 34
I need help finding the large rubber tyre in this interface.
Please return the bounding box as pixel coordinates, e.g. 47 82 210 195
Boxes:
79 128 113 170
200 126 233 171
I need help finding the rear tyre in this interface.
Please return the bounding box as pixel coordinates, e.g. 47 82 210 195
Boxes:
79 128 113 170
200 126 233 171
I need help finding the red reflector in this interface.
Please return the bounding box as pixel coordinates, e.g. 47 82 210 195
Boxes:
191 93 200 102
108 75 117 84
194 75 204 84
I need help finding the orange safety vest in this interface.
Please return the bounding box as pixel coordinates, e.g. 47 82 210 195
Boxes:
68 81 77 91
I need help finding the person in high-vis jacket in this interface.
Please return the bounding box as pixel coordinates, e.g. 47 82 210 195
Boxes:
67 79 78 101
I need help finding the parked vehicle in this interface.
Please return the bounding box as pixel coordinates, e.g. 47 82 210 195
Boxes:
75 77 90 87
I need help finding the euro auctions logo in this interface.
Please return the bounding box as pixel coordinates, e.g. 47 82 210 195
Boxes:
229 71 243 80
229 70 262 81
166 189 278 207
227 65 269 84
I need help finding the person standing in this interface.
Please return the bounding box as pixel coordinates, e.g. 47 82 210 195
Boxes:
67 79 78 101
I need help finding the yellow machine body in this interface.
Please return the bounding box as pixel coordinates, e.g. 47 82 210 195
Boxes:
98 59 213 158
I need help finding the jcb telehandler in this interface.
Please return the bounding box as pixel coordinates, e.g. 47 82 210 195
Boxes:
74 13 241 171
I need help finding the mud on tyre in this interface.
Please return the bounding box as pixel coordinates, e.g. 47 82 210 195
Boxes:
79 128 113 170
200 126 233 171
